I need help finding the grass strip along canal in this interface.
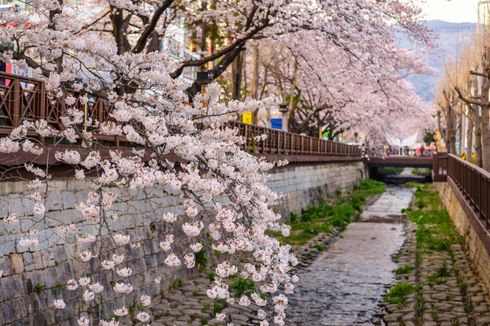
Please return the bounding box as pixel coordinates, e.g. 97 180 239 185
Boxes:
381 183 490 326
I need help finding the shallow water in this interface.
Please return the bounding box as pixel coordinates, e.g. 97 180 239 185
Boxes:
286 186 414 325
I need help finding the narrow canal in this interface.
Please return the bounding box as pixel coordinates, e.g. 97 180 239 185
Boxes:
286 186 414 325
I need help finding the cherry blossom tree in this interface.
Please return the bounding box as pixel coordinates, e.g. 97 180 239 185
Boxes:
237 30 433 143
0 0 433 325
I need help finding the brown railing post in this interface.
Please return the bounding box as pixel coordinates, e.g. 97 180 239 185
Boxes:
284 132 288 154
277 132 280 154
10 79 21 127
38 81 47 144
432 155 438 179
486 178 489 227
262 127 265 153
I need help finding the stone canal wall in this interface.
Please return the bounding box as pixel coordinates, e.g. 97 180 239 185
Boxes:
0 180 188 326
434 182 490 297
0 160 365 325
267 161 366 217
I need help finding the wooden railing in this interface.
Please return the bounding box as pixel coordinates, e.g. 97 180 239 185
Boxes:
432 153 448 182
230 121 361 157
0 71 361 162
448 154 490 228
0 71 122 144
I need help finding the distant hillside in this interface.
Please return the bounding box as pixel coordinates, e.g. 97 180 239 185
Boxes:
397 20 476 102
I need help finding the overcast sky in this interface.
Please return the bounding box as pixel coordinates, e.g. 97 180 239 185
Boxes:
420 0 479 23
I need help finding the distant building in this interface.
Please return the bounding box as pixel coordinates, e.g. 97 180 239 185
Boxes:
161 20 199 84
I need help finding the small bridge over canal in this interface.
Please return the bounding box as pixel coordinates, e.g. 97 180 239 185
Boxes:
364 155 448 182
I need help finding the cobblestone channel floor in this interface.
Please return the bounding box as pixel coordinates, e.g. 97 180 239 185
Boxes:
145 184 490 326
286 186 414 325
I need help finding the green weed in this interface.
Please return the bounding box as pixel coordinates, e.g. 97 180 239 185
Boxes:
314 243 326 251
412 168 432 176
34 284 46 294
394 265 414 275
405 184 461 255
51 282 66 295
229 276 256 297
378 167 404 175
385 282 416 308
195 250 207 270
272 179 385 247
212 299 227 315
171 278 184 289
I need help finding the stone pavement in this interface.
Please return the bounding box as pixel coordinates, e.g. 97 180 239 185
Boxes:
360 186 414 222
146 276 263 326
380 184 490 326
285 186 413 325
381 228 490 326
129 185 490 326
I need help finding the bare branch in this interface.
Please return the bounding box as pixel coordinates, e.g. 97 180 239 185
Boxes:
132 0 175 54
470 70 489 78
455 86 490 108
171 23 269 79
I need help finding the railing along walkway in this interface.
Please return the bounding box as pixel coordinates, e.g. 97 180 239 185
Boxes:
230 122 361 162
431 154 490 253
0 72 362 165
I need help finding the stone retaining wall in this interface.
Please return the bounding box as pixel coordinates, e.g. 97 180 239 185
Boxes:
434 182 490 297
268 161 366 217
0 160 365 325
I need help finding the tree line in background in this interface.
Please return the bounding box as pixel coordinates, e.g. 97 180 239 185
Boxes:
436 8 490 171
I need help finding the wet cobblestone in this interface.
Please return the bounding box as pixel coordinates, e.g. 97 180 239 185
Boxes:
137 185 490 326
286 187 413 325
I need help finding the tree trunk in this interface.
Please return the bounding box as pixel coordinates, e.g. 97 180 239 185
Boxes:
437 111 446 152
232 50 245 100
146 31 162 53
447 106 457 154
457 109 463 155
480 78 490 171
471 105 483 167
481 108 490 171
287 61 299 132
251 44 259 99
466 108 474 162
